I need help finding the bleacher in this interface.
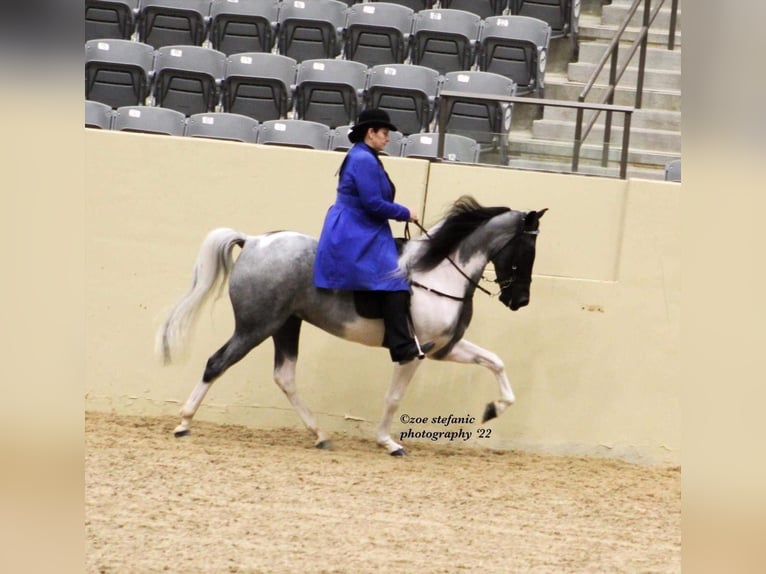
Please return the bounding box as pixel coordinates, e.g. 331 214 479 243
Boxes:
84 0 681 178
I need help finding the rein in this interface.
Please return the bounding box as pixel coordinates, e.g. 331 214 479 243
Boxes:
405 220 494 299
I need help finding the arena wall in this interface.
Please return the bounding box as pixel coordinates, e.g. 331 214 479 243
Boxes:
85 129 680 465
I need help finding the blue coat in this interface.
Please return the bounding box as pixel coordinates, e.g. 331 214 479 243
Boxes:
313 143 411 291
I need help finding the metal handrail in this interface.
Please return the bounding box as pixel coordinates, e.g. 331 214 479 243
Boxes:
436 91 635 179
573 0 680 172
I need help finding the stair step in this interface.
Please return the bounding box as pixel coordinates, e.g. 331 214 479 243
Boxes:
532 119 681 153
578 15 681 47
568 60 681 91
601 3 682 30
543 73 681 111
543 106 681 131
506 157 666 180
577 41 681 70
507 129 680 168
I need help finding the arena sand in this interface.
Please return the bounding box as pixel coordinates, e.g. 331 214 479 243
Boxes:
86 411 680 573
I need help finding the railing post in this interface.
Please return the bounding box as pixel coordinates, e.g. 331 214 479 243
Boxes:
636 0 651 109
619 111 632 179
668 0 679 50
572 105 584 173
602 47 619 167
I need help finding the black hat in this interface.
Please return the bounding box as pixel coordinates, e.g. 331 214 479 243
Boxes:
347 108 398 143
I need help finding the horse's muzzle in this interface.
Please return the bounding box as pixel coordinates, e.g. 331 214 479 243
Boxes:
500 290 529 311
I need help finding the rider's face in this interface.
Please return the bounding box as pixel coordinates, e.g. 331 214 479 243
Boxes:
366 127 390 152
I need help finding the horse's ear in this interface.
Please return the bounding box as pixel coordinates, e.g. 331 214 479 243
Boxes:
537 208 548 219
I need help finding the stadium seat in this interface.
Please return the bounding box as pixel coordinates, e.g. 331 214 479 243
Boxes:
112 105 187 135
276 0 348 63
369 0 434 11
438 70 516 162
365 64 440 135
439 0 508 19
257 119 332 149
185 112 259 142
85 100 115 129
85 0 139 41
401 132 479 162
477 15 550 97
208 0 280 55
410 8 482 76
222 52 297 121
664 159 681 182
294 59 368 128
510 0 579 48
136 0 212 48
330 124 404 156
85 39 155 109
343 2 414 67
153 45 226 116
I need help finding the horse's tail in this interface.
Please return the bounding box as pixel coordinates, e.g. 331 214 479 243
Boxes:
156 228 248 364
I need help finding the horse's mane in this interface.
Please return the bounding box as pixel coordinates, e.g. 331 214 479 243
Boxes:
410 195 511 272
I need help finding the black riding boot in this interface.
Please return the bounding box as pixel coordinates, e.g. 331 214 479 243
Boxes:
381 290 421 364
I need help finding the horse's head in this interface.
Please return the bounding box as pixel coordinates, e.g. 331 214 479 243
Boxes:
491 209 547 311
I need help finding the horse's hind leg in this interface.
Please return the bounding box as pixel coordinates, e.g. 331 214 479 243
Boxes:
174 331 263 437
271 316 329 449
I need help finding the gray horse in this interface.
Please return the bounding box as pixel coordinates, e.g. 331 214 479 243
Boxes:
157 196 546 455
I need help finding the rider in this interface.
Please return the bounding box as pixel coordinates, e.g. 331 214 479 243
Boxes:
313 109 429 365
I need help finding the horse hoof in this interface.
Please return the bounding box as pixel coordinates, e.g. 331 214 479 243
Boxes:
315 440 333 450
174 429 190 438
390 448 406 457
482 402 497 423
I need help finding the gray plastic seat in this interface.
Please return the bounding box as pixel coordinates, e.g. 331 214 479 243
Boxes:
153 45 226 116
85 39 155 109
439 70 516 161
137 0 212 48
276 0 348 62
369 0 434 11
222 52 297 121
439 0 508 19
85 0 139 41
665 159 681 182
410 9 482 76
401 132 479 162
85 100 114 129
185 112 259 142
209 0 280 55
330 124 403 156
294 59 368 128
257 119 331 150
112 105 187 135
477 15 550 97
365 64 440 135
510 0 579 48
344 2 414 67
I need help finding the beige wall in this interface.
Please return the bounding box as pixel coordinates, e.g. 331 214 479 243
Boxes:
85 129 679 465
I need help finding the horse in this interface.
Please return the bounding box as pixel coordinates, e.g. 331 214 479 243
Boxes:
157 195 546 455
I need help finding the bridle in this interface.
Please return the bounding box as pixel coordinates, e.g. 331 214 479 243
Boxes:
405 218 538 302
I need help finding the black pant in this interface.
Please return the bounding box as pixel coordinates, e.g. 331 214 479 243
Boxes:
381 290 418 362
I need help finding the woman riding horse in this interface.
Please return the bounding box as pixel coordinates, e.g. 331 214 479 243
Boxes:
313 109 430 365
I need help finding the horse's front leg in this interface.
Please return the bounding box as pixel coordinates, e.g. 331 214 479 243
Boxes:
438 339 515 423
376 360 422 456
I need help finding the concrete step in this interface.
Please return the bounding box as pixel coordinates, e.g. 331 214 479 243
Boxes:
578 14 681 47
577 41 681 71
568 60 681 91
506 157 666 180
507 128 680 168
601 2 682 30
542 106 680 131
543 73 681 111
532 118 681 153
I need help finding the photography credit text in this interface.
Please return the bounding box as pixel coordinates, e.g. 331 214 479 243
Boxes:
398 414 491 442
